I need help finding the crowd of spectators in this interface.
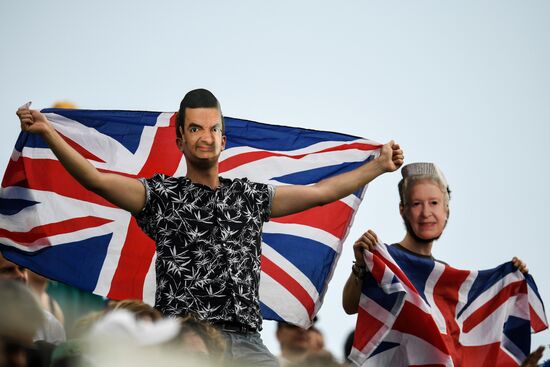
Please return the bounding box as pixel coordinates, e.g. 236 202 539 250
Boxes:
1 241 359 367
1 249 350 367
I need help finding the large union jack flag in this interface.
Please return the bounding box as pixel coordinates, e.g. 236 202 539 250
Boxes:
0 108 380 327
350 242 548 366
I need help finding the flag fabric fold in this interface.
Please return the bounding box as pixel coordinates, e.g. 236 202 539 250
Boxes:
0 108 381 328
350 242 548 367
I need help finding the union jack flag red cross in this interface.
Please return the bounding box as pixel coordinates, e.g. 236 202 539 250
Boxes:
350 242 548 366
0 108 381 327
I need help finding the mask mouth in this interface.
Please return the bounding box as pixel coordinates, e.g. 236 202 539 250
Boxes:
197 146 214 152
403 216 444 244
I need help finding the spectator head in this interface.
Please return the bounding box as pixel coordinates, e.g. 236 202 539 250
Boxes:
0 252 28 284
51 101 77 109
289 350 340 367
82 310 181 366
306 326 325 352
176 315 226 363
26 271 47 287
107 299 162 322
86 309 180 348
276 322 309 359
0 280 44 367
70 311 105 338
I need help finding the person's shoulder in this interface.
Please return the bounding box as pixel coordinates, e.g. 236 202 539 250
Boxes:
37 310 66 345
226 177 270 190
389 243 428 259
148 173 174 180
145 174 186 186
228 177 268 185
42 310 63 329
221 176 250 187
390 243 449 265
389 243 408 255
224 176 247 183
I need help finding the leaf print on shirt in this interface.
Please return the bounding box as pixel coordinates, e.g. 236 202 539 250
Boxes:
192 210 214 224
134 174 273 331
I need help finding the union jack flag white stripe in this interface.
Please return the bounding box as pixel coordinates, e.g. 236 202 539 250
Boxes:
350 242 548 366
0 108 380 327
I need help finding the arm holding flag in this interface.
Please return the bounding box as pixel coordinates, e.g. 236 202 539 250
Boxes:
342 229 379 314
271 141 403 218
341 229 530 315
17 106 403 218
16 107 146 214
521 346 545 367
513 256 529 273
346 241 547 366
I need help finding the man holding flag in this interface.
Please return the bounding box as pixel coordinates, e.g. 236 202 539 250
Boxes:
16 88 404 366
342 162 547 366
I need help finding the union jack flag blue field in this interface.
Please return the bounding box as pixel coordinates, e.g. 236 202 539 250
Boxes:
0 108 381 327
350 242 548 366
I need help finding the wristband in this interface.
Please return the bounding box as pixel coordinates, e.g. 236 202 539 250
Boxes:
352 262 367 279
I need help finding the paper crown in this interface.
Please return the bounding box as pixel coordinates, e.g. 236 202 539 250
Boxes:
401 162 449 190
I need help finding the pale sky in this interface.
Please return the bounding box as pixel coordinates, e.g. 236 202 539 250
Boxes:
1 0 549 361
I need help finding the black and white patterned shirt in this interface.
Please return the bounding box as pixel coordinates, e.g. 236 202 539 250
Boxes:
134 174 274 331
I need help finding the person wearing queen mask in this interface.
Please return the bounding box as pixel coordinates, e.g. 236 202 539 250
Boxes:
342 162 528 314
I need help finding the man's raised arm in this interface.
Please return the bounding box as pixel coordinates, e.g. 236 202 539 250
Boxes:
16 107 146 214
271 141 403 218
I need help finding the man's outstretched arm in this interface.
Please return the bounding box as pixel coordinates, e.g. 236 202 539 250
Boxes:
271 141 403 218
16 107 146 214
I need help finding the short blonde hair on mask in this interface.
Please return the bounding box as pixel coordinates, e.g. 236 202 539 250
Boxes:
398 163 451 206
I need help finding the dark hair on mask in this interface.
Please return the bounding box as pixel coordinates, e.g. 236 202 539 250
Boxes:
175 88 225 138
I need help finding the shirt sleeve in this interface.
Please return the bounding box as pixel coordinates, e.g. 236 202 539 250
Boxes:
251 181 275 223
133 174 167 241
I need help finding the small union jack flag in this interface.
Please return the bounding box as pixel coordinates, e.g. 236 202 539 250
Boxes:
350 242 548 366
